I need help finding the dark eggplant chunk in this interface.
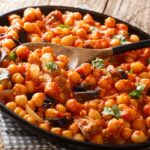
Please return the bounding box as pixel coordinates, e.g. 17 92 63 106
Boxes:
43 95 57 108
18 28 28 43
73 83 87 92
73 88 100 103
117 69 128 79
13 38 21 46
46 116 73 127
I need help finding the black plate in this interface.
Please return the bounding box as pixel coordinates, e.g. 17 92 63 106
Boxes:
0 5 150 150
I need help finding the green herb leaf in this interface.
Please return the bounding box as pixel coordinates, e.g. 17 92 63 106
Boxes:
0 68 9 81
57 24 70 29
148 58 150 64
129 84 145 99
90 26 98 32
9 51 17 62
92 58 104 69
113 34 127 44
102 105 121 119
0 48 7 63
128 69 133 74
46 62 58 71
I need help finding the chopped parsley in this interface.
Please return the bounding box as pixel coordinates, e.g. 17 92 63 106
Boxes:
57 24 70 29
9 51 17 62
129 84 145 99
92 58 104 69
46 62 58 71
113 34 127 44
102 105 121 119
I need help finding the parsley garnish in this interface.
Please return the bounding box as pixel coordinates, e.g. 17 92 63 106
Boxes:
102 105 121 119
57 24 70 29
113 34 127 44
129 84 145 99
92 58 104 69
46 62 58 71
9 51 17 62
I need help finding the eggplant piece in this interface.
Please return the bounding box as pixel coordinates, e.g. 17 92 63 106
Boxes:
0 47 7 63
46 116 73 127
43 95 57 108
73 88 100 103
117 69 128 79
73 83 87 92
18 28 28 43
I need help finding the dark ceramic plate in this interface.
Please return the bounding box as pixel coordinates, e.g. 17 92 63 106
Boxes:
0 5 150 150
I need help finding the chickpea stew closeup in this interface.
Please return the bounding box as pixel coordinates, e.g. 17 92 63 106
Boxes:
0 7 150 145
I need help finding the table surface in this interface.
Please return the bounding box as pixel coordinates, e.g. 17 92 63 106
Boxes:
0 0 150 149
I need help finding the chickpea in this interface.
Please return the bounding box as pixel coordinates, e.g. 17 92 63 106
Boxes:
89 31 101 40
15 45 29 60
50 127 62 135
76 28 87 39
11 73 24 84
143 104 150 116
31 36 42 42
31 93 44 107
66 99 82 113
105 17 116 28
24 115 35 124
62 130 73 138
8 14 21 22
6 102 17 111
51 37 61 44
98 76 113 89
42 31 54 42
73 12 82 20
24 8 39 22
107 118 122 131
73 133 85 141
45 108 58 118
64 17 74 26
145 117 150 128
67 71 81 84
74 39 83 47
57 55 69 65
61 35 75 46
130 61 145 74
2 39 16 50
0 85 4 92
7 64 19 75
15 95 28 108
39 123 50 131
110 38 121 47
131 130 147 143
55 104 66 113
132 117 146 130
115 79 135 92
23 22 41 35
116 94 129 105
116 23 128 31
13 84 27 95
84 75 97 87
91 134 103 144
105 99 116 107
88 108 101 120
83 14 94 25
121 108 137 121
139 72 150 79
25 81 35 93
76 63 91 77
8 30 19 39
121 127 132 139
129 34 140 42
69 123 79 135
14 107 26 118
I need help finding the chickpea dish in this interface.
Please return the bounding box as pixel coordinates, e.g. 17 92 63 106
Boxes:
0 8 150 145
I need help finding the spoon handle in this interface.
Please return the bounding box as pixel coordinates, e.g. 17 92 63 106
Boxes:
112 39 150 54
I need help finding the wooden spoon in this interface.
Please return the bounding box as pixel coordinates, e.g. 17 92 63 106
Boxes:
13 39 150 69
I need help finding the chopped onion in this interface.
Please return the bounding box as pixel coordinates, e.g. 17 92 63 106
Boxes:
26 105 44 123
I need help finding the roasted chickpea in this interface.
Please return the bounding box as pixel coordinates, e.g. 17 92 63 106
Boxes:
6 102 17 111
2 39 16 49
129 34 140 42
45 108 58 118
31 93 44 107
105 17 116 28
15 95 28 108
68 71 81 84
39 123 50 131
16 45 29 60
130 61 145 74
50 127 62 135
131 130 147 143
73 133 85 141
62 130 73 138
42 31 54 42
88 108 101 120
61 34 75 46
110 38 121 47
11 73 24 84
